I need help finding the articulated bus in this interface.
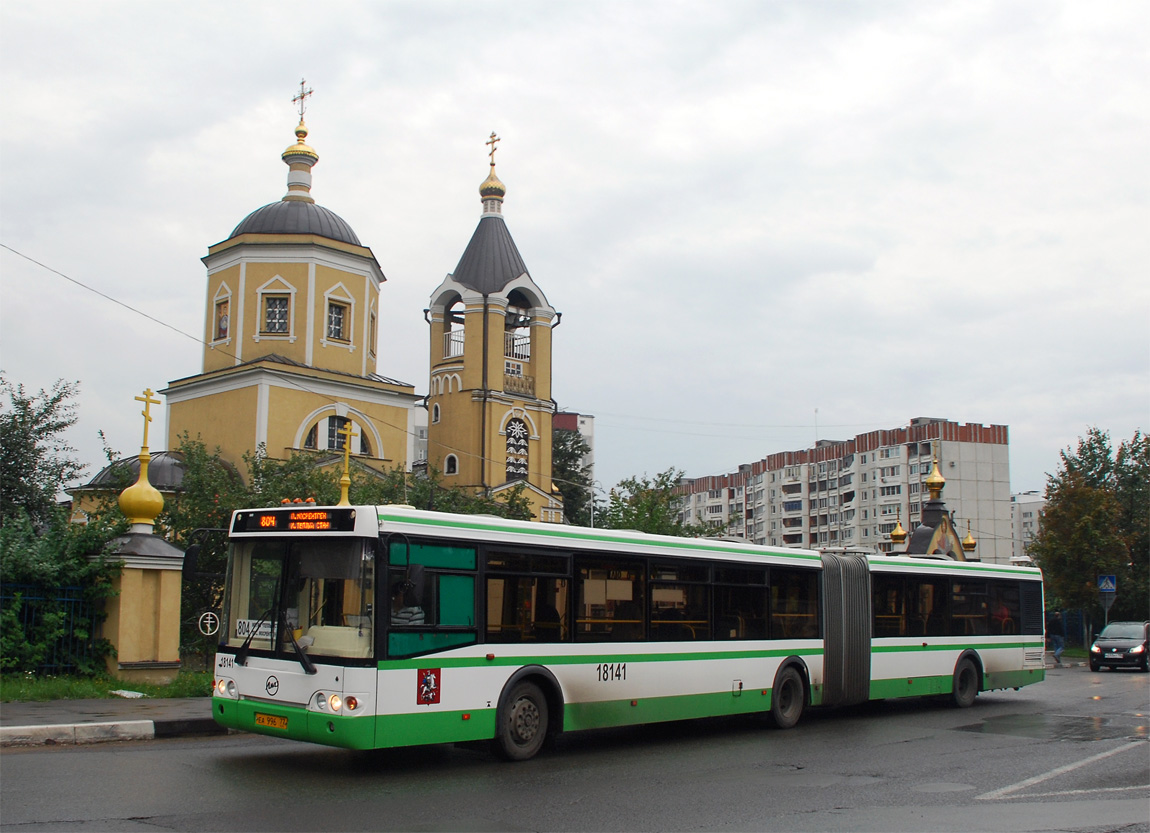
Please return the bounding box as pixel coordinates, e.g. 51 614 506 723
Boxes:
212 504 1046 760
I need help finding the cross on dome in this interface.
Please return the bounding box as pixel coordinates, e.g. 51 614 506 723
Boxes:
134 388 161 450
292 78 314 120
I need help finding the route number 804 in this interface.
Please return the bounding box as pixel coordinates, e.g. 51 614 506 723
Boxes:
596 662 626 682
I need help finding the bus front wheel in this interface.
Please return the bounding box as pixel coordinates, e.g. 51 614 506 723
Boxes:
494 681 549 761
771 666 805 729
951 657 979 708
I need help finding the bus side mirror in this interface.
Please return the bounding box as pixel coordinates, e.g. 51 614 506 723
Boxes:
183 544 200 581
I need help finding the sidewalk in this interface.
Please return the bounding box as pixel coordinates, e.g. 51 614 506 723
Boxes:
0 697 226 747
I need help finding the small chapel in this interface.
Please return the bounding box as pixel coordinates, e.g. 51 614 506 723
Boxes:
160 87 564 522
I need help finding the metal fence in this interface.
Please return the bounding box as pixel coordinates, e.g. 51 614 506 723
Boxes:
0 583 97 674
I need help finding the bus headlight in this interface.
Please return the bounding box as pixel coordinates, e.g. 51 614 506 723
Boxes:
217 679 227 695
328 694 342 711
216 679 237 697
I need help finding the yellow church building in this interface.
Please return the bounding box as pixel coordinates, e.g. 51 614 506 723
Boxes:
161 99 563 522
162 115 424 476
426 135 564 523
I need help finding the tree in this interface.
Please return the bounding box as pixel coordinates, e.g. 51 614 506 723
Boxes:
598 468 707 537
552 428 593 525
245 444 342 507
1031 428 1149 623
1030 471 1127 610
0 376 86 527
351 466 533 520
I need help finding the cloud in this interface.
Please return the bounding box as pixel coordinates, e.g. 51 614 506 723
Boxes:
2 0 1147 498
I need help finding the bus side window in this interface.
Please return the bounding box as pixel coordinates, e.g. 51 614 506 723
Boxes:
989 580 1020 635
770 568 819 639
910 577 947 637
871 574 905 637
714 567 767 640
951 581 988 635
575 558 644 642
649 561 709 641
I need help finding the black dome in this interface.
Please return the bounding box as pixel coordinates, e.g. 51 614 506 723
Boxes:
83 451 189 492
229 200 361 246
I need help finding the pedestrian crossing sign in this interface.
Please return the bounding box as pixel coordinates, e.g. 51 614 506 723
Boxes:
1098 575 1117 593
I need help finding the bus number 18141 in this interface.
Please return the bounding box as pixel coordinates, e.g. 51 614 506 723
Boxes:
597 663 626 682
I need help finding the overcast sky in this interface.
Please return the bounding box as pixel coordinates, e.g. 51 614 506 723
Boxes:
2 1 1147 499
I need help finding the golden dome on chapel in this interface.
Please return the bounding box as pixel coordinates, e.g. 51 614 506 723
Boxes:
282 120 318 162
925 456 946 501
480 165 506 201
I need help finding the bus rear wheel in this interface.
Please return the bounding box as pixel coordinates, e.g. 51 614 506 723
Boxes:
951 657 979 708
494 681 548 761
771 666 805 729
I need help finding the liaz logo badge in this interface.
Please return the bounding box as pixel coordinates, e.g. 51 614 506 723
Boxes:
418 668 440 705
265 675 280 696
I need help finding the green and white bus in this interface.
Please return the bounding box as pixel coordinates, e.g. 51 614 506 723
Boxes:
212 503 1046 760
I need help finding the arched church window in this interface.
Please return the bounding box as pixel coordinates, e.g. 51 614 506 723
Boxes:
304 424 318 450
504 290 531 360
329 416 349 450
326 416 371 455
505 418 529 482
445 455 458 475
444 297 465 358
432 403 440 424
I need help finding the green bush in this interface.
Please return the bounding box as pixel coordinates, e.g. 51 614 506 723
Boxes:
0 507 122 675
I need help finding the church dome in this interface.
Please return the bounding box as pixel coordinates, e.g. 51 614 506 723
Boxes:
228 201 362 246
224 115 362 247
81 451 189 492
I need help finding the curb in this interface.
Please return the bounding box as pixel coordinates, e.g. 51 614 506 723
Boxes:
0 718 228 748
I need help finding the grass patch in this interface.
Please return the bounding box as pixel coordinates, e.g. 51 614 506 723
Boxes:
0 670 213 702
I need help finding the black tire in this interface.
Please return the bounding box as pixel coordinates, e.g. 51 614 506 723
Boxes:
770 666 805 729
494 681 548 761
951 657 979 708
1089 659 1100 672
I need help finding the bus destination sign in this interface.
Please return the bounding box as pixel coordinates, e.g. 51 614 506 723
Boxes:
232 508 357 534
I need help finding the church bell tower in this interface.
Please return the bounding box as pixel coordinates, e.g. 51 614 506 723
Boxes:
426 135 563 522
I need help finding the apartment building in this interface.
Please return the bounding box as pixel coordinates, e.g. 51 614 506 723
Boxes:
1010 490 1046 563
679 417 1013 564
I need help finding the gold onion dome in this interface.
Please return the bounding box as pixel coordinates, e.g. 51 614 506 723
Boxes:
118 453 164 527
282 120 318 162
925 456 946 501
480 164 506 201
891 517 908 545
962 521 977 553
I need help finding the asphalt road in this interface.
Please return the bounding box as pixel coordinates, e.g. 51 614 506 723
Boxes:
1 665 1147 832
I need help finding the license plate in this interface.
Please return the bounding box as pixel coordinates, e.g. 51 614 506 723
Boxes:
254 712 288 730
1104 653 1122 659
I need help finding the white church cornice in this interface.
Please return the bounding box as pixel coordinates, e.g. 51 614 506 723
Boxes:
203 241 384 288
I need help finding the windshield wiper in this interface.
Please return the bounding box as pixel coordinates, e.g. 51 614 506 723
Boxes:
279 607 316 675
235 604 273 667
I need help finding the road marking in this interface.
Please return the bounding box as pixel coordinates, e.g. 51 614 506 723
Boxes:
977 741 1145 800
1011 785 1149 799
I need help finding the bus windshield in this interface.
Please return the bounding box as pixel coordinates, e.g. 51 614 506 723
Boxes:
221 537 376 660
